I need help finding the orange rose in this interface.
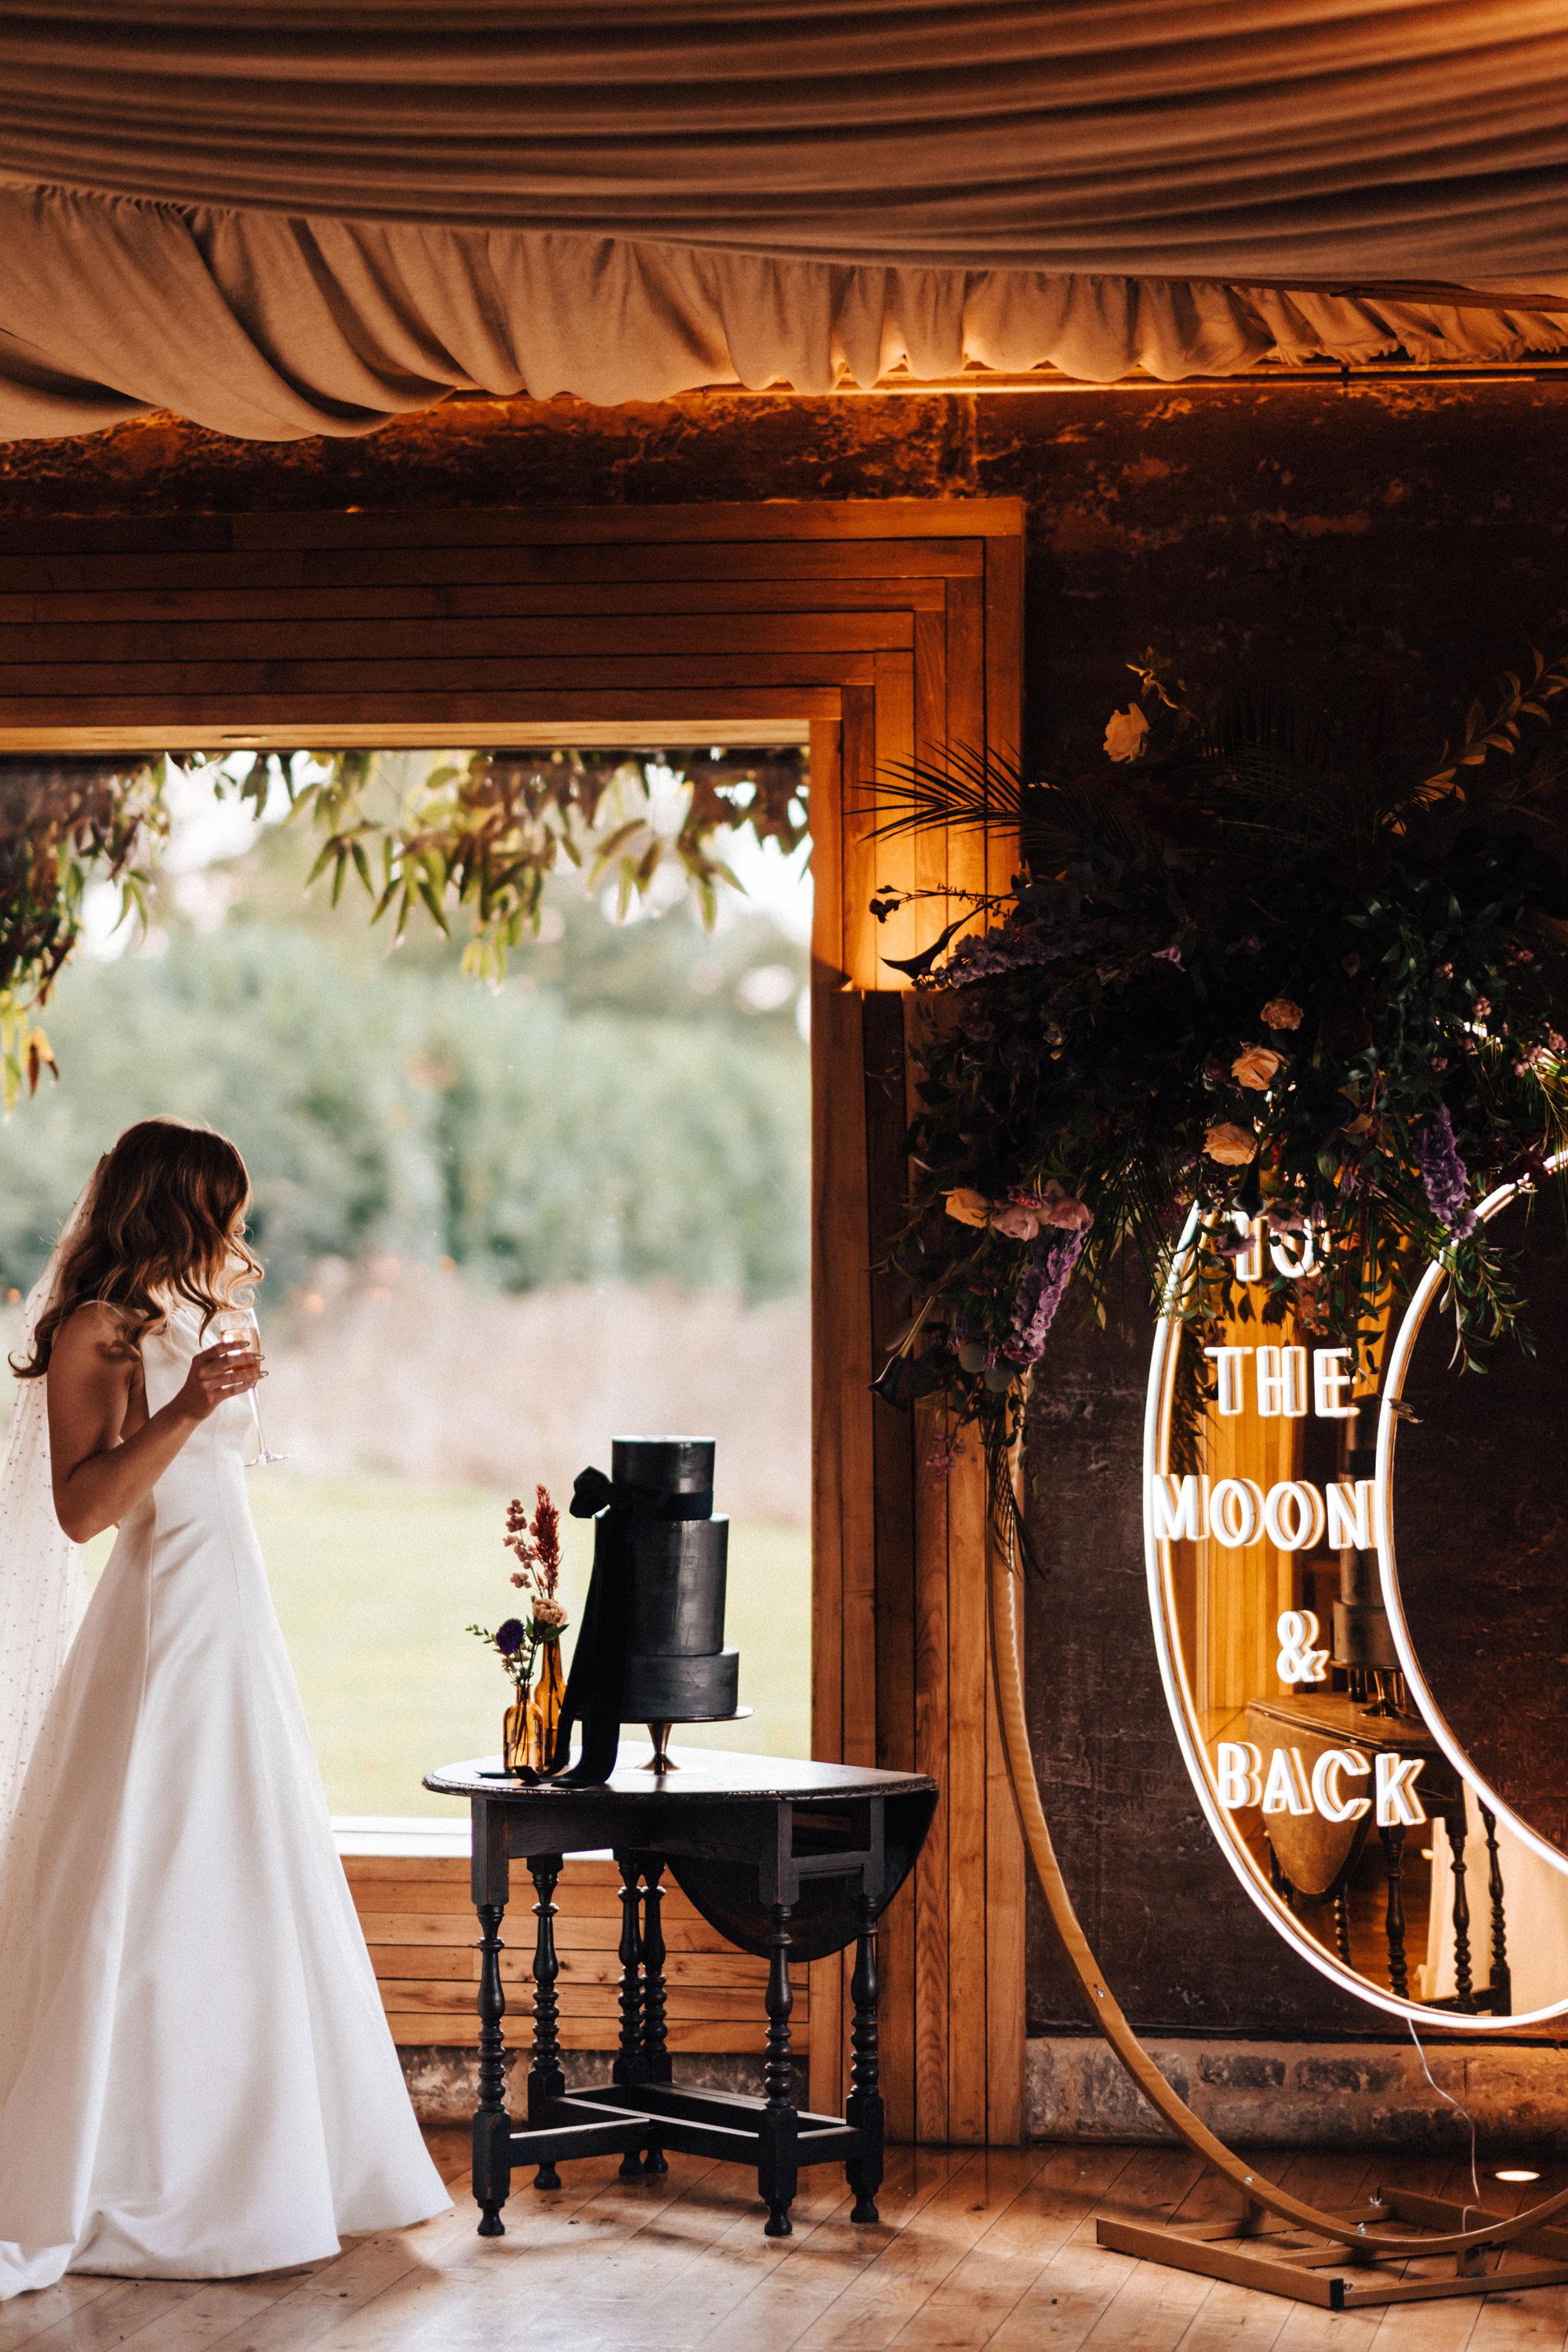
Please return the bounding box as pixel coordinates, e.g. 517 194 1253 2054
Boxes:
1261 998 1302 1030
1103 706 1150 763
1231 1044 1284 1091
945 1188 992 1228
1204 1122 1258 1166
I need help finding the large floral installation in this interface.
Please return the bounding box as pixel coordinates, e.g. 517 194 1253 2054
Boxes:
868 653 1568 1534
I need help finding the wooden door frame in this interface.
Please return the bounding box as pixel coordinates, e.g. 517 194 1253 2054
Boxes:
0 496 1026 2143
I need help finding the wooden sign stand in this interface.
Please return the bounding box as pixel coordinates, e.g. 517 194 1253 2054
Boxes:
989 1543 1568 2311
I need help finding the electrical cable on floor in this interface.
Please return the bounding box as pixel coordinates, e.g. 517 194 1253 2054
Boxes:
1407 2014 1481 2209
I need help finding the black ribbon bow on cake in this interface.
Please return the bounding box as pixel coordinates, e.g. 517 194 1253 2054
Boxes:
543 1439 739 1785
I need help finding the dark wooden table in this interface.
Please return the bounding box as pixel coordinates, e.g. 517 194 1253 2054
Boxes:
423 1744 938 2240
1246 1692 1509 2011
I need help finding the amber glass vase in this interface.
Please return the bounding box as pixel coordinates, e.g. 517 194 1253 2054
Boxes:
528 1638 567 1772
502 1679 532 1774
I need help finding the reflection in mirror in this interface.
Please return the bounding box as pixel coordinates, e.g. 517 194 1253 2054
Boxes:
1147 1208 1568 2026
1389 1191 1568 1857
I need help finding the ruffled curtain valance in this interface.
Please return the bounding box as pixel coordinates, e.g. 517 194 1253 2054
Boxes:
0 2 1566 438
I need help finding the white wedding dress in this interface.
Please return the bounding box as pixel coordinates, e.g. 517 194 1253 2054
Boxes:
0 1301 449 2297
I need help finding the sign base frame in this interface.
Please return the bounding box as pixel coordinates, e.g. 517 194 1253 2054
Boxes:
989 1534 1568 2304
1098 2191 1568 2310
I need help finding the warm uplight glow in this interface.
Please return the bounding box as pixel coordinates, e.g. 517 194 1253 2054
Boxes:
1497 2169 1541 2184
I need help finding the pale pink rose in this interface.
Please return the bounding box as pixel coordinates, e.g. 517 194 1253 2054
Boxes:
1104 705 1150 763
1231 1043 1284 1091
1204 1122 1258 1166
945 1187 992 1228
531 1595 568 1631
989 1201 1043 1240
1260 997 1302 1030
1037 1178 1094 1231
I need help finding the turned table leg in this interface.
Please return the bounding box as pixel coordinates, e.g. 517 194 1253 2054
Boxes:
1448 1806 1475 2013
615 1857 648 2177
844 1892 884 2224
474 1896 510 2236
1380 1825 1409 2000
1480 1802 1512 2013
528 1855 565 2190
758 1901 799 2238
641 1858 670 2174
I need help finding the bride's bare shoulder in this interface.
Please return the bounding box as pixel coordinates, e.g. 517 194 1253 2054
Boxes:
50 1301 140 1372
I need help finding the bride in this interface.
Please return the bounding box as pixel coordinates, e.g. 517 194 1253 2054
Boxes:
0 1118 448 2297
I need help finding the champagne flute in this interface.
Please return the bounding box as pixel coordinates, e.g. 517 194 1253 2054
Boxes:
212 1305 285 1466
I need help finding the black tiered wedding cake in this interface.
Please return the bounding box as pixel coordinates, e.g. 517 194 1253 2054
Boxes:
550 1436 742 1781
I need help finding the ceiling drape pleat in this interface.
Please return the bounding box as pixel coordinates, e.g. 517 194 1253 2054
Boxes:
1 2 1566 438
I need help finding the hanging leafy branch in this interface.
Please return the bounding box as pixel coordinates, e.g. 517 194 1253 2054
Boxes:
0 743 808 1104
1417 646 1568 804
0 755 169 1107
273 746 808 980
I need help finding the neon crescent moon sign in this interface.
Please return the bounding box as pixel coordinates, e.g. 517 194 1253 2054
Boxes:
1144 1171 1568 2027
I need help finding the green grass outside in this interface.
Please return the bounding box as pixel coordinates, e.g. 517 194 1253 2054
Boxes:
93 1477 811 1816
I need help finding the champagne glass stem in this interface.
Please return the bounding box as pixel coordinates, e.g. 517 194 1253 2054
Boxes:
240 1309 285 1466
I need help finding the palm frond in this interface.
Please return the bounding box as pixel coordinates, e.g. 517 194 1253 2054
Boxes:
862 742 1025 844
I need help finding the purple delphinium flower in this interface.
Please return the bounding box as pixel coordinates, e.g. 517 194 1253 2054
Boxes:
1414 1105 1479 1237
1002 1227 1087 1367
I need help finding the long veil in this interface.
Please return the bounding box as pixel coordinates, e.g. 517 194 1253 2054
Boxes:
0 1170 100 1828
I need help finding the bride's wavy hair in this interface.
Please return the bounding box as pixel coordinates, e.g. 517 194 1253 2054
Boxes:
16 1118 262 1377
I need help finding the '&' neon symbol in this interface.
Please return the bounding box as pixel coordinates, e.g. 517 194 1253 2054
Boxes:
1276 1609 1330 1685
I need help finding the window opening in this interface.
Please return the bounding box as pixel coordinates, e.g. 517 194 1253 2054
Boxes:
0 745 811 1817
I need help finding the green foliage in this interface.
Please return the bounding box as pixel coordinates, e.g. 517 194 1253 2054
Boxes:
0 862 808 1305
0 755 169 1106
0 744 808 1105
869 655 1568 1546
246 745 809 980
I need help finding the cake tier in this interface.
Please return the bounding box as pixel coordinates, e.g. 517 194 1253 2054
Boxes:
622 1647 740 1721
628 1518 728 1657
612 1436 715 1517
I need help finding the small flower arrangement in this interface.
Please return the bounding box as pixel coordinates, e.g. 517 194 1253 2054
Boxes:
467 1484 568 1693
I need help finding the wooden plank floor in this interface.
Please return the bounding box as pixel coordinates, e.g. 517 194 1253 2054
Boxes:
3 2135 1567 2350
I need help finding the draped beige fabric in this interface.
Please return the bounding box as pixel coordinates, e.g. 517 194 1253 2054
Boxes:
1 2 1566 437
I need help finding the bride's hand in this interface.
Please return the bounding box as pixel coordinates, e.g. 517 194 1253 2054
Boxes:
176 1341 262 1421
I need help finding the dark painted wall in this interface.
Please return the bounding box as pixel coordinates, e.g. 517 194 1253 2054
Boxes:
1021 1281 1377 2042
6 375 1567 2043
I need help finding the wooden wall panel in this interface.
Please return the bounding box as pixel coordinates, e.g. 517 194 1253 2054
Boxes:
346 1856 795 2055
1 498 1026 2145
